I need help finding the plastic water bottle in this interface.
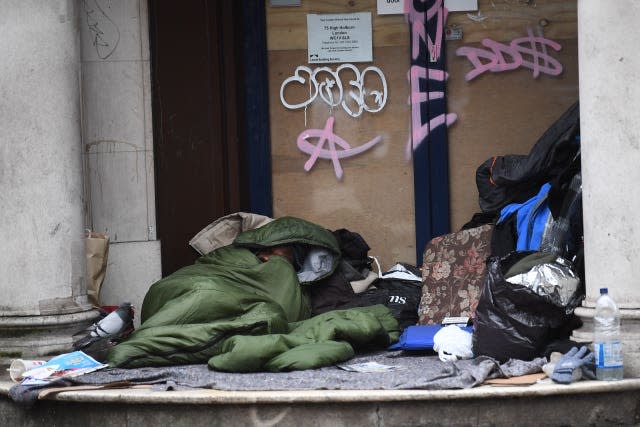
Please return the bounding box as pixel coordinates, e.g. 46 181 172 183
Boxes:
593 288 623 380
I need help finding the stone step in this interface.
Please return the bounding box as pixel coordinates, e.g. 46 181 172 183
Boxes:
2 378 640 426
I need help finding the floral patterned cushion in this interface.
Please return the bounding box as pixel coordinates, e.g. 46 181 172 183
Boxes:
417 224 494 325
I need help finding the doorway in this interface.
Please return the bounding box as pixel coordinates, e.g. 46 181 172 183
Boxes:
149 0 271 275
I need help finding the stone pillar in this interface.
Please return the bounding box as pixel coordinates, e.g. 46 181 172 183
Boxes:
572 0 640 378
0 1 98 364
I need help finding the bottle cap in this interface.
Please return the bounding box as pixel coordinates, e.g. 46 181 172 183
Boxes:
600 287 608 294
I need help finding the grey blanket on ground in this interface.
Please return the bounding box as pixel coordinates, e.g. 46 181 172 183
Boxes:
9 352 546 405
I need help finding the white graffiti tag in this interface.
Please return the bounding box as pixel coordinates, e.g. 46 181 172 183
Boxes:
280 64 388 118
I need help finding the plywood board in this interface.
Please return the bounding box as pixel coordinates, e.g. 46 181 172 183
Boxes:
266 0 579 268
268 45 415 269
447 0 577 42
447 33 579 229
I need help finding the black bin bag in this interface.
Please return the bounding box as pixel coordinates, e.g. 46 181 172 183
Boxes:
472 251 582 362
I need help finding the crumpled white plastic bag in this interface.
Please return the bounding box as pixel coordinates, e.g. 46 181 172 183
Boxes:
433 325 474 362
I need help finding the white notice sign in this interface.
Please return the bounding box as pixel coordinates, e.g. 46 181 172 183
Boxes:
307 12 372 64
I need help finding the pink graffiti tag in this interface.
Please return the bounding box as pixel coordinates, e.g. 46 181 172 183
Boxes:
406 66 458 160
297 116 381 180
405 1 457 159
406 0 446 63
456 28 563 81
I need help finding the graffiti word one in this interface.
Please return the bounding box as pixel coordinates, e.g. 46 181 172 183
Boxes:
280 64 387 118
297 116 381 180
456 27 563 81
405 0 457 159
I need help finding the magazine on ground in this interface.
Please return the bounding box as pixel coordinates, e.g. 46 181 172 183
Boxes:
19 351 108 386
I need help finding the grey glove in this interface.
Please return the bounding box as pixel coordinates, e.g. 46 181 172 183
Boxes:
551 346 594 384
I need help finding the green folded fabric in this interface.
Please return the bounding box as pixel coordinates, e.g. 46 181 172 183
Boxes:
209 305 400 372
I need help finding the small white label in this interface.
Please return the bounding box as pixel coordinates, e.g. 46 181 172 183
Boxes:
445 0 478 12
377 0 403 15
442 316 470 325
445 25 463 41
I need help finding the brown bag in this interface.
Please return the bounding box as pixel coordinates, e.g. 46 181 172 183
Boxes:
86 231 110 307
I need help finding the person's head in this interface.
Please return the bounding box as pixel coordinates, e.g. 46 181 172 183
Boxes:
256 245 295 265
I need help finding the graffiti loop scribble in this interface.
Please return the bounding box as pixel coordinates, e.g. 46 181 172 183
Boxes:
280 64 388 118
83 0 120 60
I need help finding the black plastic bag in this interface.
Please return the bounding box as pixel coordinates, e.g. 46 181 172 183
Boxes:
472 252 580 362
475 101 580 213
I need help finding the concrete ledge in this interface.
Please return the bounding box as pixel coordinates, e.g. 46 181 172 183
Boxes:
2 378 640 404
2 378 640 426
